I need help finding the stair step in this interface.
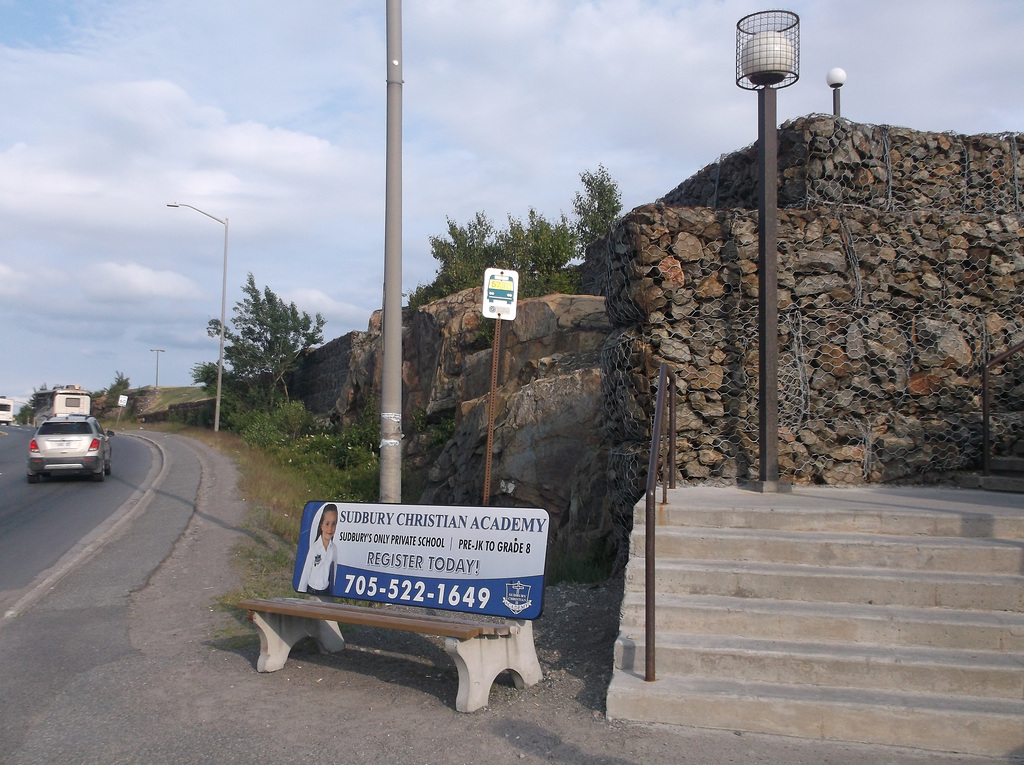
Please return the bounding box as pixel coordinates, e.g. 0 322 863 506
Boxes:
637 487 1024 539
632 526 1024 573
605 672 1024 757
625 558 1024 611
976 475 1024 494
617 592 1024 650
613 631 1024 698
612 487 1024 756
990 456 1024 474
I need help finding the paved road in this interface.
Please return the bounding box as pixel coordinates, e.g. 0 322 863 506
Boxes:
0 430 201 762
0 424 154 608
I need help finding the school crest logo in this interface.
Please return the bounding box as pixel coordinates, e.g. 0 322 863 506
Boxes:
502 580 532 615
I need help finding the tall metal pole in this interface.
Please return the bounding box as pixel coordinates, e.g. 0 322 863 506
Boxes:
150 348 165 389
167 203 228 432
757 86 780 488
215 218 228 432
379 0 404 503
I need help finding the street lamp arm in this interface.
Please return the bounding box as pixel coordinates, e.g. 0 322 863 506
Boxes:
167 203 225 226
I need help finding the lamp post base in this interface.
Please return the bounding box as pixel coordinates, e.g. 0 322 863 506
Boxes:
739 479 793 494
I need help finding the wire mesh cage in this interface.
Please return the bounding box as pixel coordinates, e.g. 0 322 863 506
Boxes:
598 119 1024 501
736 10 800 90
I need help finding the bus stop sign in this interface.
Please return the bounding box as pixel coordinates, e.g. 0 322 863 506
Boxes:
482 268 519 320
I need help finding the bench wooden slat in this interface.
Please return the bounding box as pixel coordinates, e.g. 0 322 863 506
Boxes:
239 597 513 640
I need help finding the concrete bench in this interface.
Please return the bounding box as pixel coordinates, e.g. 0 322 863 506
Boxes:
239 597 542 712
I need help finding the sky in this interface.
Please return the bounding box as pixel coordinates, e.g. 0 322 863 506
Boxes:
1 0 1022 407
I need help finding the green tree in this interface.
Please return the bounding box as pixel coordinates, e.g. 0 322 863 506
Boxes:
497 209 580 298
409 166 621 309
410 212 500 308
573 164 622 252
16 403 33 425
205 273 326 407
409 209 579 308
96 371 130 402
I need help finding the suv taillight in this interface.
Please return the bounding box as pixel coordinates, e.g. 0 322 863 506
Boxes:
30 439 40 453
88 438 100 451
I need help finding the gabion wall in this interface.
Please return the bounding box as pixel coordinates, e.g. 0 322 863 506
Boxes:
590 116 1024 517
662 115 1023 219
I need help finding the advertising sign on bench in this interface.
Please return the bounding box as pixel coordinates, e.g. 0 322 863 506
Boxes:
293 502 548 620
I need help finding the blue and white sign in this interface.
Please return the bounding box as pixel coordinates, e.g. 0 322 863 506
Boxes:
482 268 519 321
293 501 548 620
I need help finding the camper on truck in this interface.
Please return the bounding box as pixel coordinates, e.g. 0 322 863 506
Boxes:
0 396 13 426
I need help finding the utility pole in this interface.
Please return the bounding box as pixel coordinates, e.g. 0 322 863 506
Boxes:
379 0 404 503
150 348 165 389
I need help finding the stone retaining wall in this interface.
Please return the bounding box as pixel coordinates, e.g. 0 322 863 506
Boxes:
587 116 1024 520
661 115 1023 218
290 331 372 416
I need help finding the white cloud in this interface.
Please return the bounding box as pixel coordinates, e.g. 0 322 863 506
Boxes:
0 261 34 299
84 262 202 302
280 287 373 330
0 0 1021 401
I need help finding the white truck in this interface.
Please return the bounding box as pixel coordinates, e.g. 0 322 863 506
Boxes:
33 385 92 426
0 396 14 426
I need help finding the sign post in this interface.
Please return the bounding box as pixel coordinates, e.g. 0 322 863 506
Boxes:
116 394 128 427
481 269 519 505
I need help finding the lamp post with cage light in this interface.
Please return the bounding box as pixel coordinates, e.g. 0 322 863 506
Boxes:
735 10 799 491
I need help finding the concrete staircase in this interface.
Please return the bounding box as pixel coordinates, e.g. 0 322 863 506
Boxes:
960 456 1024 494
606 486 1024 758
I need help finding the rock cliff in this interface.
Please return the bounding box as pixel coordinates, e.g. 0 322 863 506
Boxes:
293 288 615 559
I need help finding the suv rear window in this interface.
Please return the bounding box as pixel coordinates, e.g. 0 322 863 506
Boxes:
38 422 93 435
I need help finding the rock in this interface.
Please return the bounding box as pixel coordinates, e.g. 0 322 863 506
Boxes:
296 287 614 558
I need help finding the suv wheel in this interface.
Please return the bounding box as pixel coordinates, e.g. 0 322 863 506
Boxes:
27 473 39 484
92 470 105 482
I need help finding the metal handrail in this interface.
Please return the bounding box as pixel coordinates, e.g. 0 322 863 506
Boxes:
643 362 676 682
982 339 1024 475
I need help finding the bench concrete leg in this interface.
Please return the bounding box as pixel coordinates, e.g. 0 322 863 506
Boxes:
445 619 542 712
250 611 346 672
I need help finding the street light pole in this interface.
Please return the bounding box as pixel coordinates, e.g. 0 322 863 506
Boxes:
736 10 799 492
167 203 229 432
379 0 404 504
150 348 165 389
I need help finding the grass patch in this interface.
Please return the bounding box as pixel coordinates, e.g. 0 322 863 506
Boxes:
142 386 211 411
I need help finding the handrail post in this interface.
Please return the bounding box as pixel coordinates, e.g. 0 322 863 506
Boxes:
668 369 677 491
660 370 676 504
982 363 991 477
644 363 672 682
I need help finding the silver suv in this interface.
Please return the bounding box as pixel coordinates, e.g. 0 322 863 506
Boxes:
28 415 113 483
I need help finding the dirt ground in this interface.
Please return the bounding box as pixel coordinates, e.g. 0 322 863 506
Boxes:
121 434 999 765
